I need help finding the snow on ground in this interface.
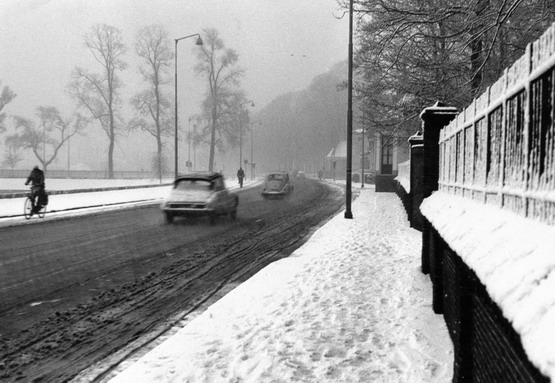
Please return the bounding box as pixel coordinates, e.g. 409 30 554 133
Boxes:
421 191 555 380
108 187 453 383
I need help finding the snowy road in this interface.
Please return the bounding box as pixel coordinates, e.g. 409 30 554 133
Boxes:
0 178 346 382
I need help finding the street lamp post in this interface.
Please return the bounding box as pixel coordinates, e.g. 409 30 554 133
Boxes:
188 116 193 172
250 125 254 179
193 122 197 171
361 124 365 188
236 100 254 169
43 125 46 166
345 0 354 219
67 134 70 178
174 33 203 179
250 121 259 179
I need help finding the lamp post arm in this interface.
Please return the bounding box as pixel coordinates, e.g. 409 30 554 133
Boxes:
175 33 201 43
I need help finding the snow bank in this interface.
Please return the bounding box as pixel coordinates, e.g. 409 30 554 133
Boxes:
0 178 171 191
421 191 555 379
0 185 172 220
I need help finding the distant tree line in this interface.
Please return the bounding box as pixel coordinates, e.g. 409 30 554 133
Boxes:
253 62 348 174
1 24 247 179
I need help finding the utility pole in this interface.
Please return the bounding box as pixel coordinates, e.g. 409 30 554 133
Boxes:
345 0 354 219
250 125 254 179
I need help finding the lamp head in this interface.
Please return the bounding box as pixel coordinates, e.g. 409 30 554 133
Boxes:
195 36 203 46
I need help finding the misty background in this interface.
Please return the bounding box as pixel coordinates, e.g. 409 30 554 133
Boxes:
0 0 350 179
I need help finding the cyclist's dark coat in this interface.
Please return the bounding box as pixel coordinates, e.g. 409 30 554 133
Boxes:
26 168 45 188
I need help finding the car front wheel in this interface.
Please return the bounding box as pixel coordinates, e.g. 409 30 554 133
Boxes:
164 212 174 224
229 197 239 220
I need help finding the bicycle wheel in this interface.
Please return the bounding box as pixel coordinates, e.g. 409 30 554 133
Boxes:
38 204 47 218
24 197 33 220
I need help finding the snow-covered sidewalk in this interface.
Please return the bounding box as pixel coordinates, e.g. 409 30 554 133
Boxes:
109 187 453 382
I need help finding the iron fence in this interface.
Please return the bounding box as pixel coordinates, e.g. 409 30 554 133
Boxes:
439 22 555 224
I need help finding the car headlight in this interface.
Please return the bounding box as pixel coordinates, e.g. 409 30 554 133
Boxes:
206 195 216 208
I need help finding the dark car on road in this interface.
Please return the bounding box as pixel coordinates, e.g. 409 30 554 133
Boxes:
261 171 294 199
161 172 238 224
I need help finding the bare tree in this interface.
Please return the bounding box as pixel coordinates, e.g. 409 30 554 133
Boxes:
69 23 127 178
195 90 252 156
2 142 23 176
149 151 170 178
194 28 246 171
339 0 554 141
252 63 347 174
129 25 173 182
0 81 16 138
7 107 89 173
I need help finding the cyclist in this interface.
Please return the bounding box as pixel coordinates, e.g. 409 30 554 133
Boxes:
25 165 45 214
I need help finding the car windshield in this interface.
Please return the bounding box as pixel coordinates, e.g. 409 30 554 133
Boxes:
267 174 284 181
175 179 213 191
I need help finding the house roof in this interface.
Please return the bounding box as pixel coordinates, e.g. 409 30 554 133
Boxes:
326 141 348 158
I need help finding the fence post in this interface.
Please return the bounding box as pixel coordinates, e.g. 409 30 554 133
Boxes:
420 101 458 198
408 131 424 230
419 102 458 278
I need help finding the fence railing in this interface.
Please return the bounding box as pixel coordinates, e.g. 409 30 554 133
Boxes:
439 22 555 225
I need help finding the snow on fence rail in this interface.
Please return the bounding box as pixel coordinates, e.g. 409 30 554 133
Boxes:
395 160 410 194
438 22 555 225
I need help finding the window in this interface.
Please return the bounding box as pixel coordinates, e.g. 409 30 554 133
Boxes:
176 179 211 191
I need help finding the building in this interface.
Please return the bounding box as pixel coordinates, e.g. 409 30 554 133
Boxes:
324 132 409 186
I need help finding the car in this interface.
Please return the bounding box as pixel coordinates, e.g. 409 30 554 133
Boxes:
297 171 306 179
261 171 294 199
161 172 238 224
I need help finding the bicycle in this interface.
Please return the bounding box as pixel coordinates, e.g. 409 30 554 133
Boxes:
24 189 46 220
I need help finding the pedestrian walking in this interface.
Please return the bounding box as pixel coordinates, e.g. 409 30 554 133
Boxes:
237 167 245 188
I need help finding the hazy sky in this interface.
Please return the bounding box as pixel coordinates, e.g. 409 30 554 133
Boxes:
1 0 349 117
0 0 349 170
